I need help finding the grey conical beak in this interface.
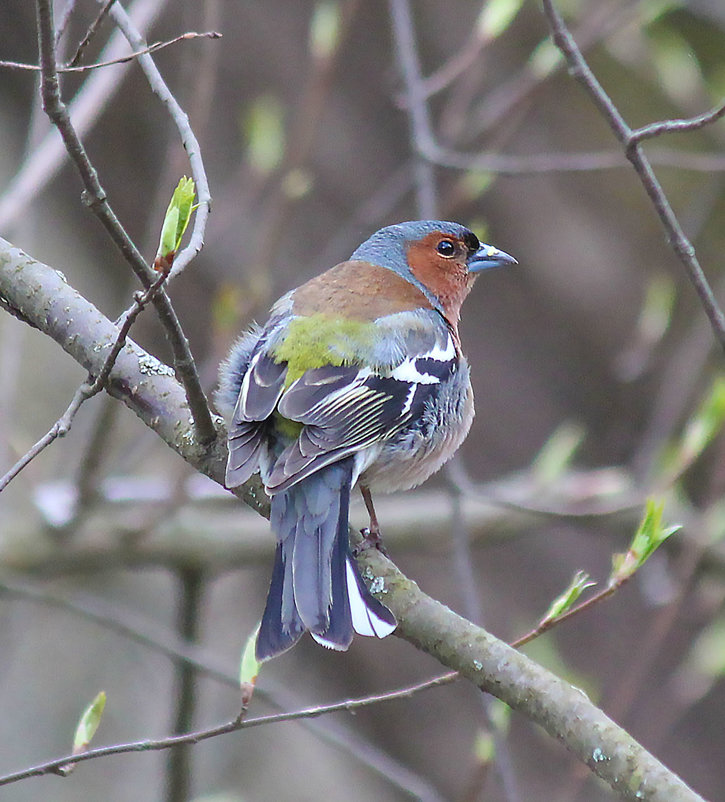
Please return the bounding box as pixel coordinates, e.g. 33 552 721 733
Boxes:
468 244 518 272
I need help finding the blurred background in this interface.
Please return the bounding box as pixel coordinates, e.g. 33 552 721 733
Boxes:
1 0 725 800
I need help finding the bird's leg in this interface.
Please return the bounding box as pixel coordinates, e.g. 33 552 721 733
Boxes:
358 485 388 555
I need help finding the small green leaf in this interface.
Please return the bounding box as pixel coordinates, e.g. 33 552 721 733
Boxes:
155 177 196 267
159 207 179 260
533 422 586 485
677 377 725 469
641 0 681 27
637 274 675 345
541 571 596 624
476 0 524 40
244 95 285 175
460 171 495 201
610 500 681 584
73 691 106 755
309 1 341 60
239 624 262 705
684 615 725 680
473 730 496 764
528 38 562 79
487 698 511 734
648 26 703 107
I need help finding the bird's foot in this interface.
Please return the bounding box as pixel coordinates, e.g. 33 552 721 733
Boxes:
357 526 389 557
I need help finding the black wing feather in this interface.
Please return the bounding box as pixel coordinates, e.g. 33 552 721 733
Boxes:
235 352 287 422
267 354 455 492
225 353 287 488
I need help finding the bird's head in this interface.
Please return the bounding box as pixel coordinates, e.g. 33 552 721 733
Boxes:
350 221 516 325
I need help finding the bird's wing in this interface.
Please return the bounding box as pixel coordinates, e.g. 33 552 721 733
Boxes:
226 348 289 488
266 312 458 492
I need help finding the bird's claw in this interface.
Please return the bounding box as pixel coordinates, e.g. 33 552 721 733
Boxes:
356 526 388 556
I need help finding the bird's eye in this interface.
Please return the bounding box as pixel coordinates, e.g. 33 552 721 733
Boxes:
436 239 456 257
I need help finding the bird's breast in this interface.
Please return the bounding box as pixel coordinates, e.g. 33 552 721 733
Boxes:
359 364 474 493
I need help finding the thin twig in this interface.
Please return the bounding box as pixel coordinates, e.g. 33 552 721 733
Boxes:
541 0 725 354
416 10 495 101
0 716 247 786
0 31 222 73
53 0 79 46
0 269 169 493
104 0 214 281
0 672 459 788
511 577 631 649
413 143 725 175
0 0 168 232
34 0 216 445
0 574 448 801
388 0 437 217
67 0 118 67
630 99 725 146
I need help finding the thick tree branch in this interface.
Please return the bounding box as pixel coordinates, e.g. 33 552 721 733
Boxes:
0 268 169 492
0 236 705 801
0 236 260 513
356 542 704 802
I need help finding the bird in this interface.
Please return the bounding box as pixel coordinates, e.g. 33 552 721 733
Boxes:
216 221 516 660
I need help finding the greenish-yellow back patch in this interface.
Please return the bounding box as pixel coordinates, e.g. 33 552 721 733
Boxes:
271 315 374 385
273 411 303 439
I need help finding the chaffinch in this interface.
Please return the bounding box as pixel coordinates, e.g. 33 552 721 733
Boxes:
216 221 516 660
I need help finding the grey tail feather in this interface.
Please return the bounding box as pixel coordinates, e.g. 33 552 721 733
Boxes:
256 543 305 660
255 458 356 660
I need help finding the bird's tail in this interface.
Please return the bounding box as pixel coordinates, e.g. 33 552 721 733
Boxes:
256 457 396 661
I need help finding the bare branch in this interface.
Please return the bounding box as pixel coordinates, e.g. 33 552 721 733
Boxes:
356 541 705 802
630 99 725 145
0 236 707 801
0 31 222 73
67 0 118 67
541 0 725 354
0 574 449 801
0 236 236 504
0 670 463 788
34 0 216 444
0 0 168 232
0 269 169 493
0 715 247 786
104 0 213 281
